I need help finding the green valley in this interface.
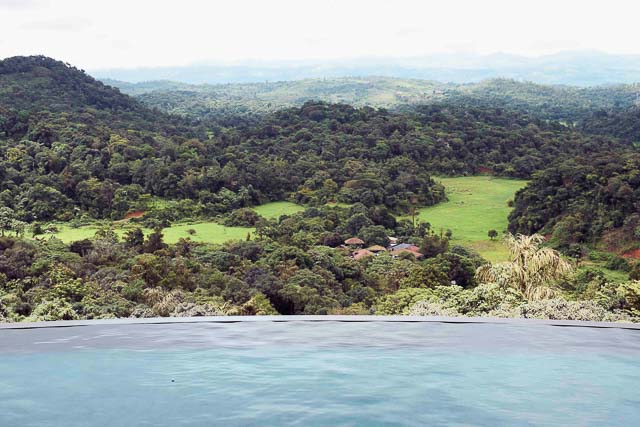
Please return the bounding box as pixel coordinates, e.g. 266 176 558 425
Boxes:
0 56 639 323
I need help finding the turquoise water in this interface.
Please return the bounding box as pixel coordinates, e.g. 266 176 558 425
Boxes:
1 321 639 426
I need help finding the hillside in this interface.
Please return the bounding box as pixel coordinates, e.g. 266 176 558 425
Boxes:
1 57 636 223
105 76 640 143
2 57 636 223
0 57 452 222
1 56 639 322
509 152 640 251
108 77 452 120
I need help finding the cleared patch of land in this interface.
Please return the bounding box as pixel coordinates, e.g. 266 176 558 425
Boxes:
252 201 304 218
43 222 253 245
41 201 308 245
42 181 530 261
416 176 527 262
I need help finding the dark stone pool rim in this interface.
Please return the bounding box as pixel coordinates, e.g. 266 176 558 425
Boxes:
1 315 639 330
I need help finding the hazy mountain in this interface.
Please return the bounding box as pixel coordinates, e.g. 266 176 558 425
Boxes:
101 75 640 134
92 51 640 86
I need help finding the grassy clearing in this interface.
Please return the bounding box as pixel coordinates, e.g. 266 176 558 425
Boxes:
415 176 528 262
45 222 254 243
161 222 252 243
41 200 306 245
252 201 304 219
42 222 253 245
41 225 111 243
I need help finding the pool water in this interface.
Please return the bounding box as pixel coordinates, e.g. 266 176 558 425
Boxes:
1 320 639 426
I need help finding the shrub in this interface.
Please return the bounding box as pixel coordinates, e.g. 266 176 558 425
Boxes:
27 299 78 321
520 298 632 322
456 283 524 316
239 293 278 315
374 288 434 315
605 256 630 272
615 281 640 315
224 208 262 227
409 301 461 317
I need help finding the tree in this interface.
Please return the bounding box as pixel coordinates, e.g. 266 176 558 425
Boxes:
359 225 390 247
488 229 498 240
69 239 94 256
0 207 16 236
32 223 44 237
421 233 449 258
11 219 26 237
476 234 573 300
345 213 373 236
400 260 451 289
124 228 145 250
224 208 262 227
143 228 167 253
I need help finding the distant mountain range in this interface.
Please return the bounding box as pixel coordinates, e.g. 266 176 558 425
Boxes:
100 76 640 131
91 51 640 86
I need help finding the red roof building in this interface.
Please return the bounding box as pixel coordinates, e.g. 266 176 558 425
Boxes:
344 237 365 246
352 249 374 260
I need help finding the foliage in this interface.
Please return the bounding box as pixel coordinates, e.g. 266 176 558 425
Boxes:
476 234 573 300
519 299 630 322
224 208 263 227
509 153 640 248
1 56 640 323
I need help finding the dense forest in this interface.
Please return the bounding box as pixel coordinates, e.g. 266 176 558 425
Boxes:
509 152 640 249
1 57 632 222
109 76 640 143
1 56 640 322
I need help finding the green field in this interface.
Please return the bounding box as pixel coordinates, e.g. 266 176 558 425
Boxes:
252 201 304 218
41 201 307 245
43 222 253 245
416 176 528 262
42 183 529 260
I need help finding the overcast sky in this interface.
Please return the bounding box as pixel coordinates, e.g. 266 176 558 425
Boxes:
1 0 638 70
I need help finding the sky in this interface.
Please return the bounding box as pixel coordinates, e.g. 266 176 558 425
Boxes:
1 0 639 70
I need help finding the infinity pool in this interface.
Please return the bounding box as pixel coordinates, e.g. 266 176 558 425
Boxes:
1 318 639 426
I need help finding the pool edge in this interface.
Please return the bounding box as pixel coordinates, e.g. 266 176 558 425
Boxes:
1 315 639 330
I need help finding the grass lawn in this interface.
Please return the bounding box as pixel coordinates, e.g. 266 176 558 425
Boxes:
252 201 304 219
161 222 252 243
415 176 527 262
43 222 253 245
42 225 110 243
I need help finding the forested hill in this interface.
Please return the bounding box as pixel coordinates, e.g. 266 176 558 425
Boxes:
0 56 199 137
106 76 640 142
0 56 635 229
441 80 640 143
112 77 451 121
0 57 448 221
508 152 640 251
1 56 135 112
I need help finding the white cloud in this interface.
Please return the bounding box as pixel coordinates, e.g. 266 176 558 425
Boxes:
0 0 638 69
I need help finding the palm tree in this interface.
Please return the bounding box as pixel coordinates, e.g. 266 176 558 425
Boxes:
476 234 573 301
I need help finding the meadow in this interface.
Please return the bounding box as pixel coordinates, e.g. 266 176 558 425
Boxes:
252 201 305 218
42 201 306 244
416 176 527 262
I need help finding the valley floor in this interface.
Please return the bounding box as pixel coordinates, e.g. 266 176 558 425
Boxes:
40 177 526 262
